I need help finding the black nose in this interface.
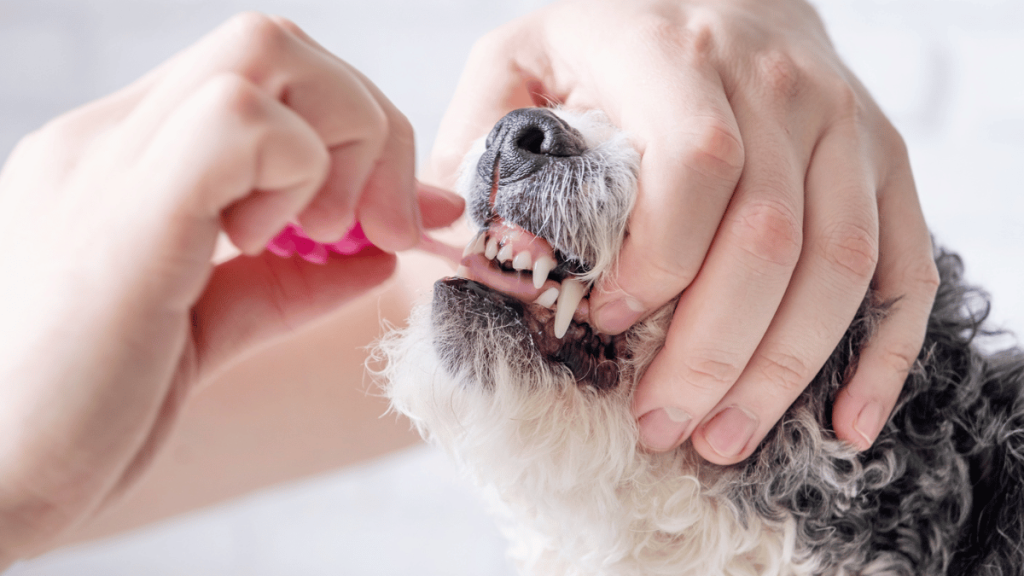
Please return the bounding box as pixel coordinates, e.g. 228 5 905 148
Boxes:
478 108 586 184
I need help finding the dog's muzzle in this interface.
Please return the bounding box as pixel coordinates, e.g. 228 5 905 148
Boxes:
436 108 631 392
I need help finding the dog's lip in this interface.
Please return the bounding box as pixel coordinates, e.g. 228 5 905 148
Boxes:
458 253 559 302
435 277 622 391
453 254 592 325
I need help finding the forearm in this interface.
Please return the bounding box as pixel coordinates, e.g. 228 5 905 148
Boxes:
48 252 450 547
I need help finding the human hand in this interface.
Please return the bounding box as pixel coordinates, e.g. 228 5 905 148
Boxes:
0 13 462 564
423 0 937 464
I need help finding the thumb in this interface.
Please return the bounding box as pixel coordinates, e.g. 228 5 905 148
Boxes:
191 248 396 378
417 181 465 229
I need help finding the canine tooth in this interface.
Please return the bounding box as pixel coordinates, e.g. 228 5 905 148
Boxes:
554 278 586 339
463 233 486 257
533 255 556 290
485 237 499 260
533 287 559 309
456 265 469 278
512 252 532 271
497 243 514 263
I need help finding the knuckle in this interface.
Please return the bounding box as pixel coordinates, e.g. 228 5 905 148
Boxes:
223 12 290 62
828 80 866 125
731 199 803 269
679 121 745 185
679 353 744 394
822 221 878 283
199 74 265 122
629 12 718 66
468 25 516 65
630 14 689 52
34 107 90 145
20 113 87 161
389 109 414 146
880 120 910 165
306 135 332 176
905 256 941 297
360 102 391 154
877 341 920 378
267 14 302 36
754 50 804 101
635 249 702 289
757 350 811 395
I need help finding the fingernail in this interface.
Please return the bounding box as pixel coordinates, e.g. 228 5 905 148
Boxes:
703 407 758 459
593 297 644 334
852 401 884 451
638 407 692 452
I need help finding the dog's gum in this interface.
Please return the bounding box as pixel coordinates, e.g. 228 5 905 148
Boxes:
458 252 560 302
487 220 556 265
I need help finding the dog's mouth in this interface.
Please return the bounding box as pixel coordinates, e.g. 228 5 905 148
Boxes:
436 217 626 392
455 219 590 337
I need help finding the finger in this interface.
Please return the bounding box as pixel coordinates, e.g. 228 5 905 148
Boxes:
192 248 397 378
340 65 421 251
119 14 399 240
121 14 376 146
580 33 745 335
253 18 423 248
688 123 879 464
131 73 329 310
423 24 541 188
632 116 804 453
832 160 937 451
258 19 424 247
417 182 465 230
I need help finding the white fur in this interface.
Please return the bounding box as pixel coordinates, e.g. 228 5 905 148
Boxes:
378 110 816 576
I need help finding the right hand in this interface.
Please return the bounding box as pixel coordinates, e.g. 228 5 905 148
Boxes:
0 13 462 565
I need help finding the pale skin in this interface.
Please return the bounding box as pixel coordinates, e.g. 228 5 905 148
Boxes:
0 13 462 565
0 0 937 566
424 0 939 464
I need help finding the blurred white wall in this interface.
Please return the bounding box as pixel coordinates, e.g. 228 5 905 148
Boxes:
1 0 1022 574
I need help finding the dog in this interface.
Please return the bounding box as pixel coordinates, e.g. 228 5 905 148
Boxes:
378 108 1024 575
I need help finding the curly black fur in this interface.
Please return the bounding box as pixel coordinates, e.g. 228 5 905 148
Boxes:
714 248 1024 575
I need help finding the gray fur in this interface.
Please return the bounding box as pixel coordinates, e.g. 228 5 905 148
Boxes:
384 108 1024 575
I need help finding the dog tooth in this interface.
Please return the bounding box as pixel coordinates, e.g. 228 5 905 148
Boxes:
462 233 486 257
485 237 499 260
533 255 556 290
512 251 533 271
497 243 514 263
554 278 586 339
456 265 469 278
533 287 559 309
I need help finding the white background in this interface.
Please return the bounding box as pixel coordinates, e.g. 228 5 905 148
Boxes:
1 0 1022 573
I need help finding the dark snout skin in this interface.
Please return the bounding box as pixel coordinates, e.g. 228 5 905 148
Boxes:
477 108 587 186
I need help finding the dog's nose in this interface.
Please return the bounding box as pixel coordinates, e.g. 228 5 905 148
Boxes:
481 108 586 183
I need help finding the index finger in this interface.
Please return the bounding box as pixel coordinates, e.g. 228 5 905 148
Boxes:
581 29 744 335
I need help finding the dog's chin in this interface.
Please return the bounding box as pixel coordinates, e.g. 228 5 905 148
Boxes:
432 277 628 393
